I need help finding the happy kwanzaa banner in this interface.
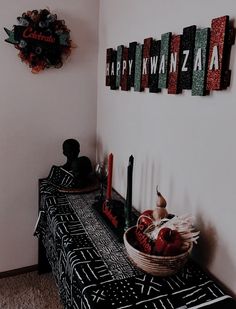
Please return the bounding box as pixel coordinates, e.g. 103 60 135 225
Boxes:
105 15 235 96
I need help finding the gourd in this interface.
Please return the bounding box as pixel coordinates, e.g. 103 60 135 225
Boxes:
152 186 168 221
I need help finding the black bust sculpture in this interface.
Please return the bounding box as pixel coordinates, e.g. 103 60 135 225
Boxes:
62 138 80 171
71 156 93 188
62 138 93 188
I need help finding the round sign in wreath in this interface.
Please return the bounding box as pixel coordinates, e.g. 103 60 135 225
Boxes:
4 9 73 73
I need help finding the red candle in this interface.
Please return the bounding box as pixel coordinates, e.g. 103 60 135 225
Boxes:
106 153 113 200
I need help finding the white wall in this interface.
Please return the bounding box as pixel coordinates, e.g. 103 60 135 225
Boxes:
97 0 236 294
0 0 99 271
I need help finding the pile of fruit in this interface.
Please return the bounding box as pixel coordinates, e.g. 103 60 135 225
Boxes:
133 188 200 256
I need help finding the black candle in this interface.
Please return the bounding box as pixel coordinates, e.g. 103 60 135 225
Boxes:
125 155 134 230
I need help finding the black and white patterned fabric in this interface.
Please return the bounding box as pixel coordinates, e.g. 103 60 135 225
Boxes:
34 166 75 237
37 176 236 309
40 165 75 192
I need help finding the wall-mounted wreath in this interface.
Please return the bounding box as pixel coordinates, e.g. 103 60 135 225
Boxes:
4 9 73 73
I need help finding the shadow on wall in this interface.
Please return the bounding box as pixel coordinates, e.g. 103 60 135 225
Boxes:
193 211 236 298
215 242 236 298
192 211 217 267
96 137 105 164
137 157 162 211
229 18 236 90
45 9 99 71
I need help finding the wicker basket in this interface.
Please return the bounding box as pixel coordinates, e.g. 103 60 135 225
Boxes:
124 226 193 276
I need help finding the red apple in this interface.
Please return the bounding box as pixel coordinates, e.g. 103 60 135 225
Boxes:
135 228 153 254
141 210 153 223
142 209 153 218
155 227 182 256
138 210 154 231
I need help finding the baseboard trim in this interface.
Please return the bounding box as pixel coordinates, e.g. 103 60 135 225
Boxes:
0 265 38 279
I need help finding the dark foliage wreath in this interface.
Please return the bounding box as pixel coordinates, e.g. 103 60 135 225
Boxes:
4 9 72 73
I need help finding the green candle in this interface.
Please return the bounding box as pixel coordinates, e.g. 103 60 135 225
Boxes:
125 155 134 230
